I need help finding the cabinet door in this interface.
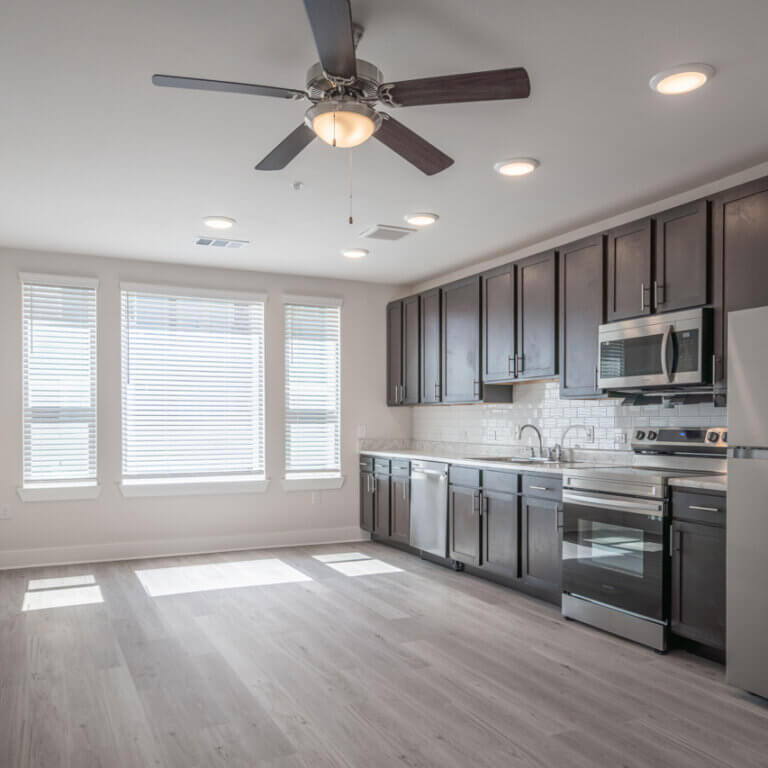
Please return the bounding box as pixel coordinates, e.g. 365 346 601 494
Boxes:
480 489 519 580
516 251 557 380
360 472 374 532
654 200 709 313
441 276 481 402
386 301 403 405
521 497 562 602
559 235 605 397
606 218 653 321
390 476 411 545
373 474 391 536
670 520 725 650
482 263 516 383
420 288 442 403
712 177 768 396
402 295 420 405
448 485 480 565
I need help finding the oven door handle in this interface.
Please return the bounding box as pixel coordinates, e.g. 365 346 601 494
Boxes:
563 490 664 516
660 323 674 383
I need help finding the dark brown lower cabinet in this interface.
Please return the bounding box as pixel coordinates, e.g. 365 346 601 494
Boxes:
670 519 726 651
360 471 374 532
390 475 410 545
480 489 519 581
520 495 562 603
448 484 481 565
373 472 391 537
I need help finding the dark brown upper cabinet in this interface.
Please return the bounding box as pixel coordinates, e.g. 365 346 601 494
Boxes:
386 300 403 406
482 263 517 383
441 275 482 403
559 234 605 398
516 251 558 380
712 176 768 398
653 200 709 313
606 217 653 322
402 295 420 405
420 287 442 404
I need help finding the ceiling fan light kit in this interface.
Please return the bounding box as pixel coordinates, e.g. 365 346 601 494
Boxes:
152 0 530 176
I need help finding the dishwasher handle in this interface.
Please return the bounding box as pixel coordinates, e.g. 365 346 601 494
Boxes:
411 469 448 478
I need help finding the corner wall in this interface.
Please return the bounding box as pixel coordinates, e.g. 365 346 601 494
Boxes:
0 247 410 569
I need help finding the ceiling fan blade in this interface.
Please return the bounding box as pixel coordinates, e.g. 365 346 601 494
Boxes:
302 0 357 79
374 114 454 176
379 67 530 107
152 74 306 101
254 124 316 171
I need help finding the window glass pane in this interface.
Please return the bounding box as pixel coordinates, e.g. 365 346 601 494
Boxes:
22 279 97 485
284 303 341 476
121 288 265 480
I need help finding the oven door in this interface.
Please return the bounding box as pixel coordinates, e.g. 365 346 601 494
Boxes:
598 308 710 390
562 490 667 621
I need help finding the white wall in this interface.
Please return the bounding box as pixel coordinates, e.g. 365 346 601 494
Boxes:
0 247 410 568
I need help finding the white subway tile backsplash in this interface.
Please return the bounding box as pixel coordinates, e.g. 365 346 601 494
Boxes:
411 381 726 452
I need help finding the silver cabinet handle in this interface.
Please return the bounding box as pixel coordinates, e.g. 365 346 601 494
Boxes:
473 380 480 398
556 504 563 530
473 492 481 513
654 280 665 307
507 354 513 376
688 505 720 513
594 366 598 389
530 485 549 492
513 354 519 377
640 282 646 311
402 481 407 501
517 354 524 375
434 381 440 400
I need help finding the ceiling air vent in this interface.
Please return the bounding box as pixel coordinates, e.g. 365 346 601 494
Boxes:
194 236 250 249
359 224 417 241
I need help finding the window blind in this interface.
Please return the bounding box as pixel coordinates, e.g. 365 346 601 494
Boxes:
21 275 98 486
121 285 265 482
284 299 341 477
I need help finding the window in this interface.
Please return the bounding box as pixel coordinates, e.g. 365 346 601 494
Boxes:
121 284 265 489
283 297 342 483
21 274 98 492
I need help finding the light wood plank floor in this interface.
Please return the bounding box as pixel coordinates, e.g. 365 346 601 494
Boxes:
1 542 767 768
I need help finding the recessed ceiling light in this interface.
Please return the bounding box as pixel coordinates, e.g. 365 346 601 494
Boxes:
203 216 236 230
649 64 714 95
404 212 439 227
494 158 539 177
342 248 368 259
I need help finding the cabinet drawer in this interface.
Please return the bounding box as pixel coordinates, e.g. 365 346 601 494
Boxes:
671 489 725 526
482 470 519 494
391 459 410 477
359 455 373 472
374 458 391 475
522 473 562 501
449 465 481 488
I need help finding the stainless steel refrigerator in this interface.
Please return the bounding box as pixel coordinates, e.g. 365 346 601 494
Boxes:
727 305 768 698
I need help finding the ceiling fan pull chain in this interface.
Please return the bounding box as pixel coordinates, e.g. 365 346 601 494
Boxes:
332 111 337 148
348 150 354 225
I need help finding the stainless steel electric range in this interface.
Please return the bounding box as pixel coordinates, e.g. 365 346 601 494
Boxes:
561 427 727 651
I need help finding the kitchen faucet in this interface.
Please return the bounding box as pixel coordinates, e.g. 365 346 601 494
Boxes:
517 424 543 457
559 424 595 460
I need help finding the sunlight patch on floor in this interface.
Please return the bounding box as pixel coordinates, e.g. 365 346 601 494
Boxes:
134 558 312 597
312 552 370 563
22 584 104 612
326 559 403 577
27 574 96 591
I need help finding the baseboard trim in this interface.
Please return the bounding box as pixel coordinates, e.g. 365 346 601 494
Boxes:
0 526 371 571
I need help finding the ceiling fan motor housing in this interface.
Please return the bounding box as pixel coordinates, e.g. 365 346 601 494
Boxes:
305 59 382 102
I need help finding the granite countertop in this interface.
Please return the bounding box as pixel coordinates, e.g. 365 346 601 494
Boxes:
668 474 728 492
361 449 616 476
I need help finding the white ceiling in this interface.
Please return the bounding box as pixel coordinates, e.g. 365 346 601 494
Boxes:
2 0 768 284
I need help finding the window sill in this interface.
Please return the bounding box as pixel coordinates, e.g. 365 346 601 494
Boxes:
119 477 270 498
281 475 345 492
18 483 101 502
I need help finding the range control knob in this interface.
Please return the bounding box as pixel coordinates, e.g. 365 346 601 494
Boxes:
707 431 720 443
635 430 646 440
647 430 658 440
723 431 728 443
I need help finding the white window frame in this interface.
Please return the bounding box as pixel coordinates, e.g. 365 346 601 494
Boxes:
18 272 100 502
119 282 269 497
282 294 344 492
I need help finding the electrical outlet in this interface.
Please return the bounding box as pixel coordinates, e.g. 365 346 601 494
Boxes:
0 505 11 520
586 426 595 443
614 431 627 445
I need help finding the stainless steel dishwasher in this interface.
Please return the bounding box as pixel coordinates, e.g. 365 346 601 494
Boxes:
409 460 449 558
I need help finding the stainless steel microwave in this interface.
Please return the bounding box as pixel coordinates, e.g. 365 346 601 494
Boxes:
598 307 713 390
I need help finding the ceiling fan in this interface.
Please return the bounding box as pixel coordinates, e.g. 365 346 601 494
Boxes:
152 0 530 176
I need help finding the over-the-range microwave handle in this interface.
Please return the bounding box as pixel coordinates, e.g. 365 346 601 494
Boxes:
660 323 674 383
